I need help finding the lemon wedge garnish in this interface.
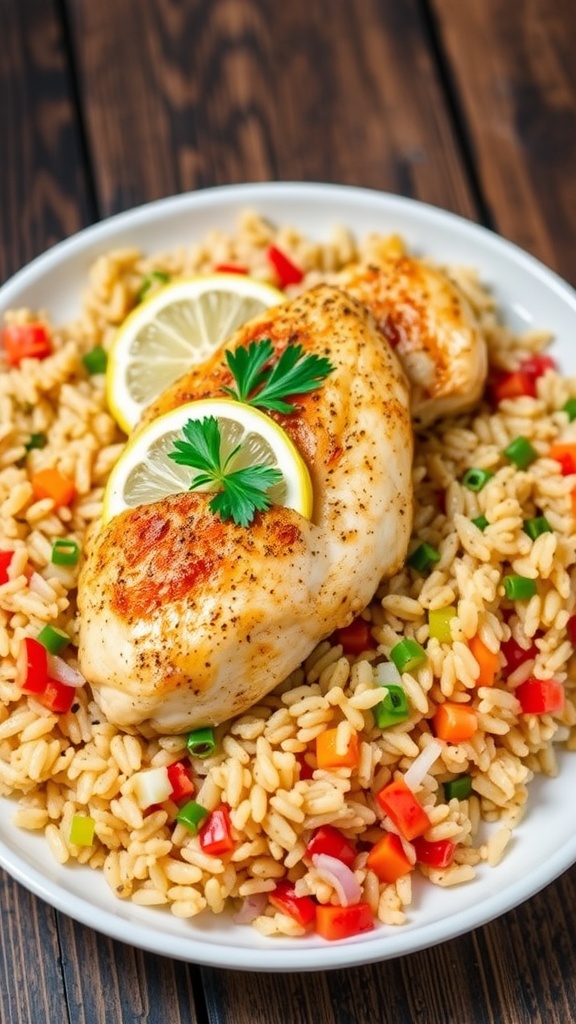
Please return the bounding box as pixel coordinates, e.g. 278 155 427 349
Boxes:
106 274 286 433
102 398 313 524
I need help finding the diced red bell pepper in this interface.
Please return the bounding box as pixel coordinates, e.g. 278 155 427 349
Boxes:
266 244 304 288
166 760 195 802
567 615 576 646
199 804 235 855
296 753 315 780
333 616 376 656
515 678 564 714
3 323 52 365
268 881 317 928
306 825 357 868
0 551 13 585
16 636 49 694
376 777 431 841
412 836 456 869
491 354 556 406
501 636 538 672
492 370 537 404
214 263 249 275
315 902 374 941
38 678 76 714
519 354 557 379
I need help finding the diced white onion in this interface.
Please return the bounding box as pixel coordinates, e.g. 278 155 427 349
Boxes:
47 654 86 689
132 766 172 809
233 892 268 924
373 661 402 687
399 836 417 865
312 853 362 907
403 738 444 792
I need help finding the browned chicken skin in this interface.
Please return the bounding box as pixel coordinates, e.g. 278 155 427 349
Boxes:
333 256 487 426
78 286 413 733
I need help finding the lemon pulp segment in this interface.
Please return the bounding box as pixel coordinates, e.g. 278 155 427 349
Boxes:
106 275 285 433
102 398 313 524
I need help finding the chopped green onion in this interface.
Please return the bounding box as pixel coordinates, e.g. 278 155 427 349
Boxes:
51 538 80 566
373 684 409 729
503 574 537 600
562 398 576 421
443 775 472 801
25 432 47 451
176 799 209 834
471 515 489 532
82 345 108 375
462 468 494 492
407 542 441 572
503 436 537 470
428 606 457 644
186 726 216 758
69 814 96 846
137 270 170 303
37 624 70 655
523 515 553 540
390 638 427 674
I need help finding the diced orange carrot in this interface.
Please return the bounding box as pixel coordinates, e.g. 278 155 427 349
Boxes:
433 702 478 743
316 727 359 769
31 468 76 508
315 903 374 940
469 634 500 688
366 832 414 883
548 442 576 475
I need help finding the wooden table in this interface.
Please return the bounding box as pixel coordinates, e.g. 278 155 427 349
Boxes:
1 2 576 1021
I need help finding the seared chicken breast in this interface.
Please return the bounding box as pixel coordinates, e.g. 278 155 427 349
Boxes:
333 256 487 426
78 286 413 733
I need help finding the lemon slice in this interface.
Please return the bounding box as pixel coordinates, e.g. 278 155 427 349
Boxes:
102 397 313 524
106 274 286 433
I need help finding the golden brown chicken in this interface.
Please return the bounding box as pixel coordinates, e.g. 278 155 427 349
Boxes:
332 256 487 426
78 286 413 733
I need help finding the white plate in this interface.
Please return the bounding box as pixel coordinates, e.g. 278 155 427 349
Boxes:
1 182 576 972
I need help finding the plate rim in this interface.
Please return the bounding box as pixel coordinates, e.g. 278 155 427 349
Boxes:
1 180 576 972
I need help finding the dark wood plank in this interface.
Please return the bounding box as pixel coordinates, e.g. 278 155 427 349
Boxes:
55 916 204 1024
0 872 68 1024
0 4 93 1018
0 0 95 282
65 0 477 219
429 0 576 283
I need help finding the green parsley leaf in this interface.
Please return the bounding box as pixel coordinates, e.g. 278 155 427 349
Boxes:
168 415 282 527
222 339 274 402
209 465 282 528
221 338 334 414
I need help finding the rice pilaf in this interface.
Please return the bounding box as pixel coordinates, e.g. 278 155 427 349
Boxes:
1 211 576 936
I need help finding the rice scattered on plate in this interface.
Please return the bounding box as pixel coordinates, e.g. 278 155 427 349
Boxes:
1 210 576 936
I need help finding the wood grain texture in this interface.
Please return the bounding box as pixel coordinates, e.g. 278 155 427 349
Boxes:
430 0 576 283
0 871 66 1024
55 915 204 1024
64 0 477 218
0 0 94 281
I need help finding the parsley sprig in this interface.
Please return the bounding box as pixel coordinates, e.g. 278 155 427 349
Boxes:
168 338 333 526
168 416 282 527
222 338 334 414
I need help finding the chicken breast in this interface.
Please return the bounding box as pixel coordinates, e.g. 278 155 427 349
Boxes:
333 256 487 426
78 286 413 733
